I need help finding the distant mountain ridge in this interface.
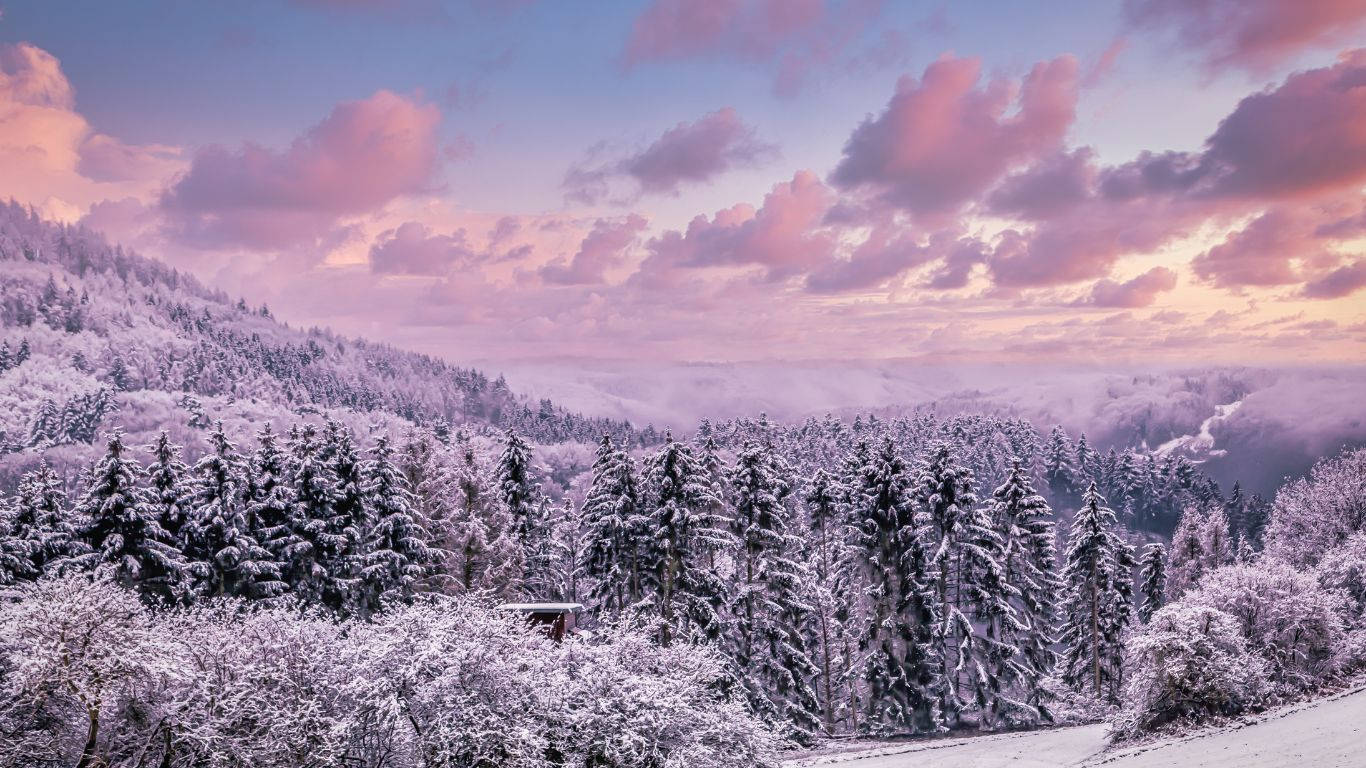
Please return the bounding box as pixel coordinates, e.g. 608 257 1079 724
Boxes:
0 203 648 485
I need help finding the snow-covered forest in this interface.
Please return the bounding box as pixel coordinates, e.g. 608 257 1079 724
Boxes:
1 207 1365 767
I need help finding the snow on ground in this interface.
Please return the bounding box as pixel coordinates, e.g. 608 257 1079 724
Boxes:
786 683 1366 768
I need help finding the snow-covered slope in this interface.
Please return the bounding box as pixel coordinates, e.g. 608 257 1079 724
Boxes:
789 683 1366 768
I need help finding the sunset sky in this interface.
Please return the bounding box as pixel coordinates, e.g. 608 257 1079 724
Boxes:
1 0 1363 364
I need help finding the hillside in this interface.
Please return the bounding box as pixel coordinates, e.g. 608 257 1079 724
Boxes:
0 203 648 488
788 681 1366 767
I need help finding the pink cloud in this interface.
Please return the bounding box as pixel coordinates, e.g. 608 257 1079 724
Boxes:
1190 204 1358 289
1200 49 1366 200
76 134 181 183
1303 261 1366 300
622 0 823 66
621 0 887 97
988 148 1096 220
564 107 776 205
1083 266 1178 308
540 214 648 285
0 42 181 217
370 221 474 276
830 54 1079 216
160 90 441 250
805 228 986 294
1123 0 1366 74
637 170 835 282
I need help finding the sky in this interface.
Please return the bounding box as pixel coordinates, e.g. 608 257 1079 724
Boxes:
1 0 1364 365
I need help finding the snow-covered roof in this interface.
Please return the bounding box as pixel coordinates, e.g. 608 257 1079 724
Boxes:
496 602 584 612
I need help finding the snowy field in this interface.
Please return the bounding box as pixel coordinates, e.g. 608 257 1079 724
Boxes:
788 683 1366 768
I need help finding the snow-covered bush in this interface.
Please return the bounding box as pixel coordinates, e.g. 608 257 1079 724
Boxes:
1184 561 1346 693
0 575 779 767
1263 448 1366 568
1114 603 1268 736
1315 531 1366 626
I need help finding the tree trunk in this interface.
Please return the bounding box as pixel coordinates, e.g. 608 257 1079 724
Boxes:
76 705 100 768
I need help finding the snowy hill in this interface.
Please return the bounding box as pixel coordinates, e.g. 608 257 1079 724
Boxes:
0 204 648 487
788 682 1366 767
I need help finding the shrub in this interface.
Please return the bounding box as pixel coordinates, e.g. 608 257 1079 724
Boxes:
1185 561 1346 693
1115 602 1268 735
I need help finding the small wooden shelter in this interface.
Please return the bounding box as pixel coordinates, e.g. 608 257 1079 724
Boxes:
496 602 583 642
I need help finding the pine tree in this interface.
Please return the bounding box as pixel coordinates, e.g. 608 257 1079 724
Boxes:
282 424 338 604
496 429 541 589
1138 543 1166 622
358 435 432 616
441 434 520 595
244 424 294 595
850 437 945 735
184 423 277 599
323 422 368 612
145 431 191 552
916 442 982 723
645 433 729 645
1165 506 1206 600
1056 483 1127 700
1042 426 1075 497
727 441 821 744
73 431 184 601
804 468 851 735
3 461 83 579
580 436 647 614
987 458 1061 725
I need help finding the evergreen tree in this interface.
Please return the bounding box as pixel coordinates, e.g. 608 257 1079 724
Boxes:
496 429 541 589
358 435 433 616
282 424 339 604
580 436 647 614
73 431 184 601
184 423 278 599
3 461 82 579
1056 483 1127 700
1138 543 1166 622
726 441 821 744
323 421 368 612
1042 426 1075 497
804 468 852 735
145 431 191 552
245 424 294 589
987 458 1061 725
850 437 945 735
916 442 982 723
645 433 729 645
1165 506 1207 600
441 434 520 595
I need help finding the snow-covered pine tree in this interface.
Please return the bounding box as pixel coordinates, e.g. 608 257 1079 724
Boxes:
1104 531 1136 699
1042 426 1075 498
445 434 521 595
358 434 433 616
244 423 294 596
282 424 338 605
850 437 945 735
987 457 1061 725
645 433 729 645
1074 434 1095 484
1226 480 1246 547
73 430 184 601
497 429 538 546
496 429 542 590
3 461 83 579
916 442 983 724
580 436 647 614
184 423 278 599
1056 482 1126 700
803 468 853 734
726 441 821 745
145 431 191 555
323 421 369 613
1165 506 1206 600
1138 543 1166 622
